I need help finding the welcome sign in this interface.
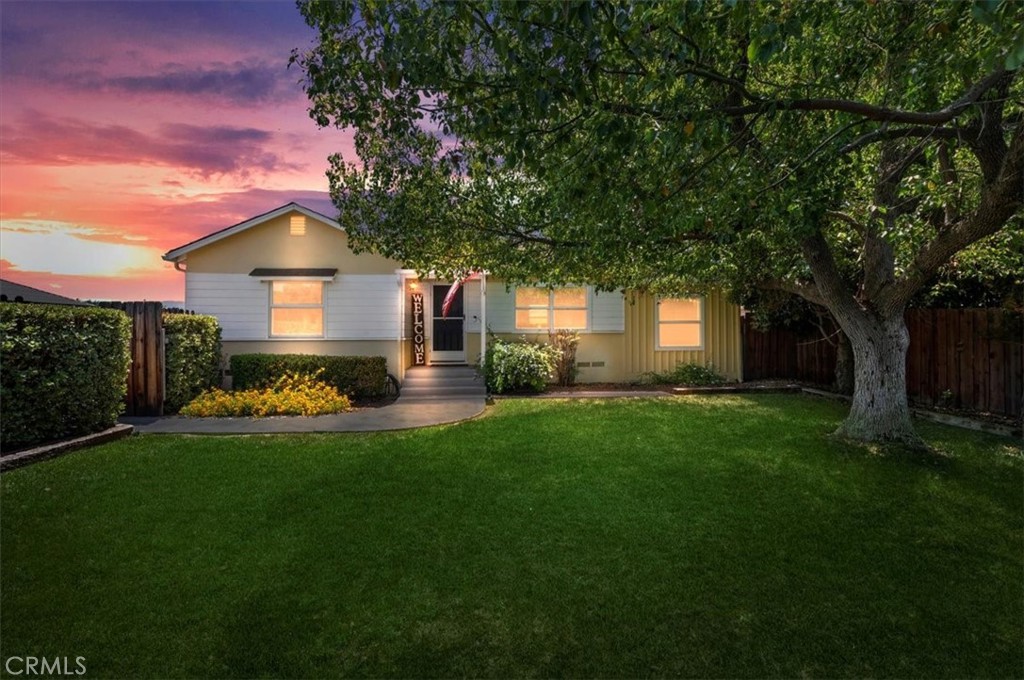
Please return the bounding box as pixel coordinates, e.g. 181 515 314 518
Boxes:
412 292 426 365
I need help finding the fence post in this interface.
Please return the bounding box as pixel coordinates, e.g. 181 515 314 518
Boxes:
118 301 164 416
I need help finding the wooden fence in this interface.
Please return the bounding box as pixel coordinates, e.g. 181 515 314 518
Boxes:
118 302 165 416
742 309 1023 419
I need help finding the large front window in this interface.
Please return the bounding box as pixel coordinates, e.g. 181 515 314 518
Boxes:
515 287 588 331
656 297 703 349
270 281 323 337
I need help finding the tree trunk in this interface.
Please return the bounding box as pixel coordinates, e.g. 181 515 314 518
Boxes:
834 330 854 395
832 311 923 447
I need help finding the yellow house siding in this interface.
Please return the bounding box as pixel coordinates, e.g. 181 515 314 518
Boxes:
624 290 742 381
184 211 402 275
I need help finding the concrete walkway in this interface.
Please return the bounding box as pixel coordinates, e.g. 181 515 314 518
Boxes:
121 397 486 434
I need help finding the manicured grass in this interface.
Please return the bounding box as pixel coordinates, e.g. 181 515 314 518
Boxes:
1 395 1021 678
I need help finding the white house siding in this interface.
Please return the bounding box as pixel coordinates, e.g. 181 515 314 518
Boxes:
484 281 516 333
186 272 399 341
186 273 268 340
590 289 626 332
464 282 482 333
325 275 399 340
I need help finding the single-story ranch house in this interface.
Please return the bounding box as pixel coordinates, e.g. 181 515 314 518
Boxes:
163 202 742 383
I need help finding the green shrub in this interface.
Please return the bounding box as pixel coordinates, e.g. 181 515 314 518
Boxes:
483 337 559 394
0 304 131 450
230 353 386 400
549 329 580 386
181 370 351 417
163 313 221 414
640 362 727 386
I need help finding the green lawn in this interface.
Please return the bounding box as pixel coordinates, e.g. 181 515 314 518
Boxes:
1 395 1021 678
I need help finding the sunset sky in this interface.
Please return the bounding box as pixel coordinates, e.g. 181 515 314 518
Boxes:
1 1 352 301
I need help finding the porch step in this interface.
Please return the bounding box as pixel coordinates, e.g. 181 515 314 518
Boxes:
399 366 486 401
402 375 482 388
401 385 486 397
399 395 488 403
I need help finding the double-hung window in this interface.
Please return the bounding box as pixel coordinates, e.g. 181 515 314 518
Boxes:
515 287 588 331
656 297 703 350
270 281 324 337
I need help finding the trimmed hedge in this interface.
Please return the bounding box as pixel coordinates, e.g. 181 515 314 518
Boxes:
230 353 387 400
163 313 222 414
1 304 131 450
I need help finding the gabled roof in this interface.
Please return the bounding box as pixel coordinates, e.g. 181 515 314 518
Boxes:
0 279 92 306
162 202 341 262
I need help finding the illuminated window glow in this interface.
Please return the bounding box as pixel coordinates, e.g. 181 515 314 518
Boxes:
656 297 703 349
514 286 588 331
270 281 323 337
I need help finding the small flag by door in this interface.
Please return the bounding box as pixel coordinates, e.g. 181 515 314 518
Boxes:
441 272 480 318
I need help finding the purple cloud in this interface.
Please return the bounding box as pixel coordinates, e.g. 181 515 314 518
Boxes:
57 62 293 105
0 113 302 177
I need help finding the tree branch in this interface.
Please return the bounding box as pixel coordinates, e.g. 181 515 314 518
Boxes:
879 124 1024 314
800 231 866 331
720 69 1010 125
826 210 866 234
839 124 966 154
760 278 826 307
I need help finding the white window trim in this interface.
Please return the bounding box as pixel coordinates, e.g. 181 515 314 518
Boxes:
655 296 704 351
514 285 590 333
268 280 327 339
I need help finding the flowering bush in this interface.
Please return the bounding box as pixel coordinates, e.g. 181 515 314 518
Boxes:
482 337 559 394
181 371 351 417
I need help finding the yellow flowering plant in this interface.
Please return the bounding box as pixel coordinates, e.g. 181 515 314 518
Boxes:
181 370 351 418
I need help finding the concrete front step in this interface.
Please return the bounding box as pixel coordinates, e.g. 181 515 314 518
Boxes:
401 366 486 400
405 367 479 376
402 376 483 388
401 385 485 395
398 395 487 403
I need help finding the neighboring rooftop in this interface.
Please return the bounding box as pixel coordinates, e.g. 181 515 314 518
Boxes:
0 279 92 306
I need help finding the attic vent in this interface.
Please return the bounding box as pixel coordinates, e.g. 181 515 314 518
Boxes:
289 215 306 236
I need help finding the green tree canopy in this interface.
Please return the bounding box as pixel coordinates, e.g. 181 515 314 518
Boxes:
294 0 1023 445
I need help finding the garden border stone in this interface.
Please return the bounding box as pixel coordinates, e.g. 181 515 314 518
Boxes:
0 424 134 472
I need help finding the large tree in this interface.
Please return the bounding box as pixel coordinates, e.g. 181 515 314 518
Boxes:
293 0 1024 447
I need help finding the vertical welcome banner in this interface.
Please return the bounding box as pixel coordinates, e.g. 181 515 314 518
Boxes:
412 292 426 365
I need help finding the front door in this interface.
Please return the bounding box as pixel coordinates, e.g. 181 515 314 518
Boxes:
431 284 466 364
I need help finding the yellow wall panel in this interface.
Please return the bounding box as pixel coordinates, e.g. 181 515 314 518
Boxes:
623 290 742 381
186 210 403 275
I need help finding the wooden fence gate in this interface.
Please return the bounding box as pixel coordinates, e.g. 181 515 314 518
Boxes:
119 302 165 416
